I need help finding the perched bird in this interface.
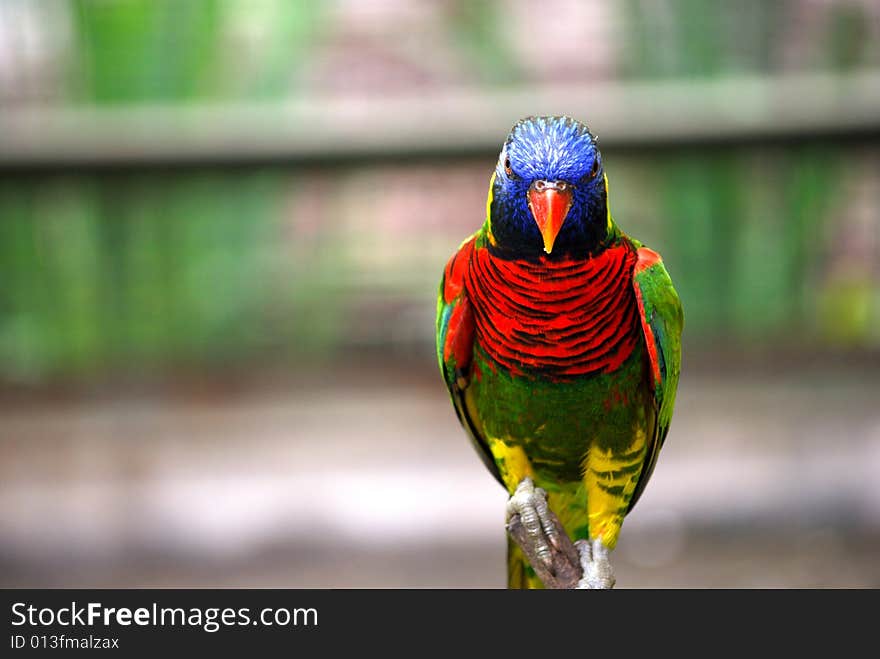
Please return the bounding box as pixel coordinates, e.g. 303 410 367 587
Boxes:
436 116 683 589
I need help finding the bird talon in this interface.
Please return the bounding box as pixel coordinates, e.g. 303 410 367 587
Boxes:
507 477 559 568
576 539 616 589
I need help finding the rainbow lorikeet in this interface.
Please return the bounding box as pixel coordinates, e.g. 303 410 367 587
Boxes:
436 116 683 589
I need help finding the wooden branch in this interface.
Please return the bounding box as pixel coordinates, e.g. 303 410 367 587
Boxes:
4 72 879 168
507 508 583 589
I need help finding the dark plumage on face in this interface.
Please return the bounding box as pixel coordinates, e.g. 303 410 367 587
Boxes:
489 116 607 259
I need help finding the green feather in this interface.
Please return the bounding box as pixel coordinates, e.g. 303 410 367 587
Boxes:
628 249 684 511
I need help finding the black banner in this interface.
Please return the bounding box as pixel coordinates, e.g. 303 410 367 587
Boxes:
1 589 872 652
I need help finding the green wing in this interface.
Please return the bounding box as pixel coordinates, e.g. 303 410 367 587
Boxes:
628 247 684 512
436 236 502 483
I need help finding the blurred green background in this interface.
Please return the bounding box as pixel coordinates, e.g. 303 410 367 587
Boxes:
0 1 878 587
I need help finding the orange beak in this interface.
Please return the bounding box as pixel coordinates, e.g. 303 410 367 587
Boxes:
527 181 573 254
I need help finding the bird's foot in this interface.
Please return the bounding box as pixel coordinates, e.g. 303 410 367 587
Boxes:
505 477 562 569
575 539 616 589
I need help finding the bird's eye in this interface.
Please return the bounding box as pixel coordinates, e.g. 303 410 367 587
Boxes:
504 157 516 178
583 158 600 183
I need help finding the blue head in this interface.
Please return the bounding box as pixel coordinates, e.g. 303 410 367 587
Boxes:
488 116 608 259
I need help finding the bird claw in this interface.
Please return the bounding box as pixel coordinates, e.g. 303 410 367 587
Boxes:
506 478 615 588
506 477 562 568
575 539 616 589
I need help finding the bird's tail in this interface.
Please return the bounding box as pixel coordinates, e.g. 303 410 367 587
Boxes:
507 536 545 589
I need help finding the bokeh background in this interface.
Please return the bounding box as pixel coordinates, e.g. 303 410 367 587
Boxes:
1 0 879 588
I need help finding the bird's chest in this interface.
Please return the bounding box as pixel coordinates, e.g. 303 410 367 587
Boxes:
465 244 641 381
467 342 650 483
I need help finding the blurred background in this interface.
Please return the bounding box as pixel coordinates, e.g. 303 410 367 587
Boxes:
1 0 879 588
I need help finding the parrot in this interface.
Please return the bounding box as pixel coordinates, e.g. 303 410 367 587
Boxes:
435 116 683 589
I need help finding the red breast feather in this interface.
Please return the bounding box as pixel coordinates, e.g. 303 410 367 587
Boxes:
466 243 640 380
